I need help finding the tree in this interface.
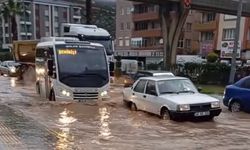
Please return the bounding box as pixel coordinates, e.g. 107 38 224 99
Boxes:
0 0 23 42
207 52 219 63
86 0 92 24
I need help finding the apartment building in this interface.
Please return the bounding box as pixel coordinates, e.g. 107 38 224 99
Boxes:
116 0 201 64
1 0 84 49
115 0 133 57
194 12 250 61
193 12 220 57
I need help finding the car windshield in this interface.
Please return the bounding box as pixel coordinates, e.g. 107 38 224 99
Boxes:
157 79 197 95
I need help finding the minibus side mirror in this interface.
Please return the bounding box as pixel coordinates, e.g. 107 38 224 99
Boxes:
47 60 53 77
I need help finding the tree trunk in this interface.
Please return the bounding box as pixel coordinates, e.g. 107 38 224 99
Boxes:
11 16 18 41
86 0 92 24
8 19 12 43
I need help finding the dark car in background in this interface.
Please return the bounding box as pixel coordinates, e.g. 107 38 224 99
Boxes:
124 70 175 87
223 76 250 112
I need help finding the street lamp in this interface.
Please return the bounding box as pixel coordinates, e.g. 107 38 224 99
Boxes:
229 0 243 84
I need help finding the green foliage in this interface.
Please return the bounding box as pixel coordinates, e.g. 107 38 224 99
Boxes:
146 63 159 70
0 52 13 61
0 0 24 41
207 52 218 63
178 62 230 85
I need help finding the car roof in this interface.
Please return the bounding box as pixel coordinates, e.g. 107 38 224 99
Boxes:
139 76 188 81
137 70 173 74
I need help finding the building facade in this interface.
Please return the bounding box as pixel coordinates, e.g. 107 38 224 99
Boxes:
0 0 85 49
115 1 201 65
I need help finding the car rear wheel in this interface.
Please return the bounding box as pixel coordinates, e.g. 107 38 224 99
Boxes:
130 103 137 111
230 101 241 112
161 108 171 120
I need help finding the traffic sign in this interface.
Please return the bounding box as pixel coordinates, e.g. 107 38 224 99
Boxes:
184 0 191 8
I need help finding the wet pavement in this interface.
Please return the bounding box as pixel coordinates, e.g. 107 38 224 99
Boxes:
0 77 250 150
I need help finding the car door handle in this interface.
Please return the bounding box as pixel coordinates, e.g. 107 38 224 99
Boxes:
143 95 146 98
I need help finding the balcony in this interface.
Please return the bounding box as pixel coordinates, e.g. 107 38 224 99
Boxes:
246 40 250 49
132 29 162 38
132 45 163 51
193 21 217 31
133 12 160 22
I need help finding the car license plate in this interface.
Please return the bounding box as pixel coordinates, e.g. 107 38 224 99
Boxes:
194 111 210 117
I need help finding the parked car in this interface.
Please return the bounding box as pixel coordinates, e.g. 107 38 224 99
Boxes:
223 76 250 112
0 61 21 77
123 76 222 120
124 70 175 87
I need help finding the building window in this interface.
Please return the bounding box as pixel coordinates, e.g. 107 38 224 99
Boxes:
223 29 235 40
125 38 130 46
135 22 148 30
201 32 214 41
202 12 215 23
45 16 49 21
127 22 131 30
177 37 184 48
185 39 191 48
46 27 50 32
54 6 59 12
186 23 192 32
121 8 124 15
54 17 59 22
224 15 237 20
127 7 131 14
119 39 123 46
120 23 124 30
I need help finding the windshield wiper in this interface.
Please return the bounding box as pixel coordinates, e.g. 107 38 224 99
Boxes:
83 73 106 80
177 90 195 94
61 73 106 80
160 91 178 94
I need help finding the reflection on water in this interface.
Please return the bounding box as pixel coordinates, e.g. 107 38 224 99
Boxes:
10 78 16 87
56 108 77 150
99 107 113 140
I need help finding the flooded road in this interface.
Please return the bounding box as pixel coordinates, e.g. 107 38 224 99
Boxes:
0 77 250 150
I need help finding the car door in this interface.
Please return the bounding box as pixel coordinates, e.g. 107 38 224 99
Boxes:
239 78 250 109
144 80 160 114
132 80 147 110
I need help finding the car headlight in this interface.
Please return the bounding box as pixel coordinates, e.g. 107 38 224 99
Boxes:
211 101 220 108
61 89 71 97
9 67 16 73
178 104 190 111
100 91 108 97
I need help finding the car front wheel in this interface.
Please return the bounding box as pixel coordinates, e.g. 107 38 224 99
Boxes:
230 101 241 112
161 108 171 120
130 103 137 111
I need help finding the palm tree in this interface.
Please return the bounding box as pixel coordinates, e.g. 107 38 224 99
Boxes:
0 0 23 42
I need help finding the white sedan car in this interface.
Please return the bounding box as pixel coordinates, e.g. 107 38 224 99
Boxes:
123 76 222 120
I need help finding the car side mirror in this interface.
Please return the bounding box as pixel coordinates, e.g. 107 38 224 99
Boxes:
197 87 202 92
47 60 55 77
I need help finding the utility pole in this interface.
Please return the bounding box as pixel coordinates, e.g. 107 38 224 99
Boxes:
229 0 243 84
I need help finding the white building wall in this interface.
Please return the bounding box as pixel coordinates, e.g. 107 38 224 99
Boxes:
216 14 246 50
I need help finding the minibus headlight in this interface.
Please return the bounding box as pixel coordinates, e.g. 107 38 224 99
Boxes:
61 90 71 97
100 91 108 97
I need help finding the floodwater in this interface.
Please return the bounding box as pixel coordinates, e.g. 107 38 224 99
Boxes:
0 76 250 150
